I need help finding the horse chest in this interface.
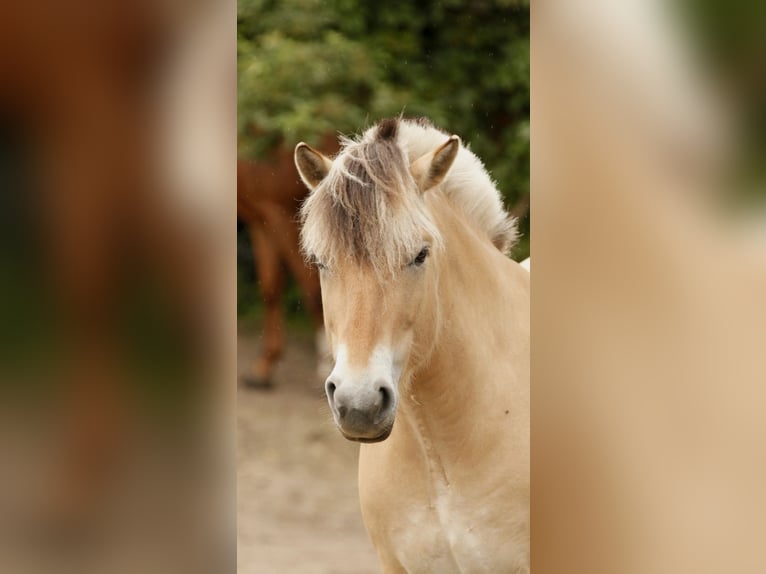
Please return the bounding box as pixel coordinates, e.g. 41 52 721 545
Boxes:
359 423 528 572
390 489 495 573
365 475 520 574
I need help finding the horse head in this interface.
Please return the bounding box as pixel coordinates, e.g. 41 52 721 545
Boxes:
295 118 460 442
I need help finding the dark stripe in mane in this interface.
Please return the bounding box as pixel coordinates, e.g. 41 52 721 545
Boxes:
376 117 399 140
328 122 410 262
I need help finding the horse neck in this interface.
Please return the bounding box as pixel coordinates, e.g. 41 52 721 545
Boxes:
397 196 530 473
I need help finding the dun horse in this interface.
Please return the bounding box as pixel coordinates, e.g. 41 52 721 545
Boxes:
295 118 529 572
237 136 338 387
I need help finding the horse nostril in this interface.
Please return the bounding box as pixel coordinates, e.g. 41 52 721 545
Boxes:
325 380 337 400
378 383 393 414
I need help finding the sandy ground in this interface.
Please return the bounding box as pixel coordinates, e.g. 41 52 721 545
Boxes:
237 326 380 574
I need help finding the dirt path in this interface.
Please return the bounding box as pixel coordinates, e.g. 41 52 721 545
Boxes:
237 327 380 574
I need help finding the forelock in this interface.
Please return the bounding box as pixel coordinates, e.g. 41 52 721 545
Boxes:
300 119 442 277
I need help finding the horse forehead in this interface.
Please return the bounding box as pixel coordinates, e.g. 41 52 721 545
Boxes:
330 265 385 295
325 267 409 318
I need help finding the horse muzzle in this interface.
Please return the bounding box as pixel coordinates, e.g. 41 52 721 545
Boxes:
325 377 397 442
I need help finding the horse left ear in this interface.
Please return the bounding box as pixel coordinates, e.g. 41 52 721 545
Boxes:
410 135 460 192
295 142 333 189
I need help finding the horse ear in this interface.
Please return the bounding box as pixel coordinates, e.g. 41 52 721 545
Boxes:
295 142 333 189
410 135 460 192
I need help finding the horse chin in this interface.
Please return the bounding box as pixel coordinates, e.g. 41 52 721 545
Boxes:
340 425 393 444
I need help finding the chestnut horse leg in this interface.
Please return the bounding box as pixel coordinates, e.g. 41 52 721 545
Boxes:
242 222 285 389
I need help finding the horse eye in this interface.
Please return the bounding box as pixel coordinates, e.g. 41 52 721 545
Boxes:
310 255 326 270
411 246 430 267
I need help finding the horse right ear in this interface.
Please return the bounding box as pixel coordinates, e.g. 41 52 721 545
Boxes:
295 143 333 189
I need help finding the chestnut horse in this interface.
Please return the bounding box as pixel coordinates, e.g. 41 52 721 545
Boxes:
238 135 338 388
295 118 529 572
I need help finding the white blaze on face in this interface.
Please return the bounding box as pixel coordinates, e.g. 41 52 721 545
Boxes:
328 344 402 397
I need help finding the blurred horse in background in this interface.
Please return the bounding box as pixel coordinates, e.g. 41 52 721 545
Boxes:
237 134 338 388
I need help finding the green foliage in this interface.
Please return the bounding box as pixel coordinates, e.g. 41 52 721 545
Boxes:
238 0 530 270
679 0 766 205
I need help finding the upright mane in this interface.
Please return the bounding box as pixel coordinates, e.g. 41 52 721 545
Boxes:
300 117 516 276
398 118 518 253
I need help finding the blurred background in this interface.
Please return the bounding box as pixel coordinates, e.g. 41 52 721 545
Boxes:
0 1 234 572
534 1 766 573
236 1 528 572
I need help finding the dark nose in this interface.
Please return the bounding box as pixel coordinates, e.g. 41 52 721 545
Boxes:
325 378 395 428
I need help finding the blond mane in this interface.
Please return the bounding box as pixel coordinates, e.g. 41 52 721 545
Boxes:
300 117 516 276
